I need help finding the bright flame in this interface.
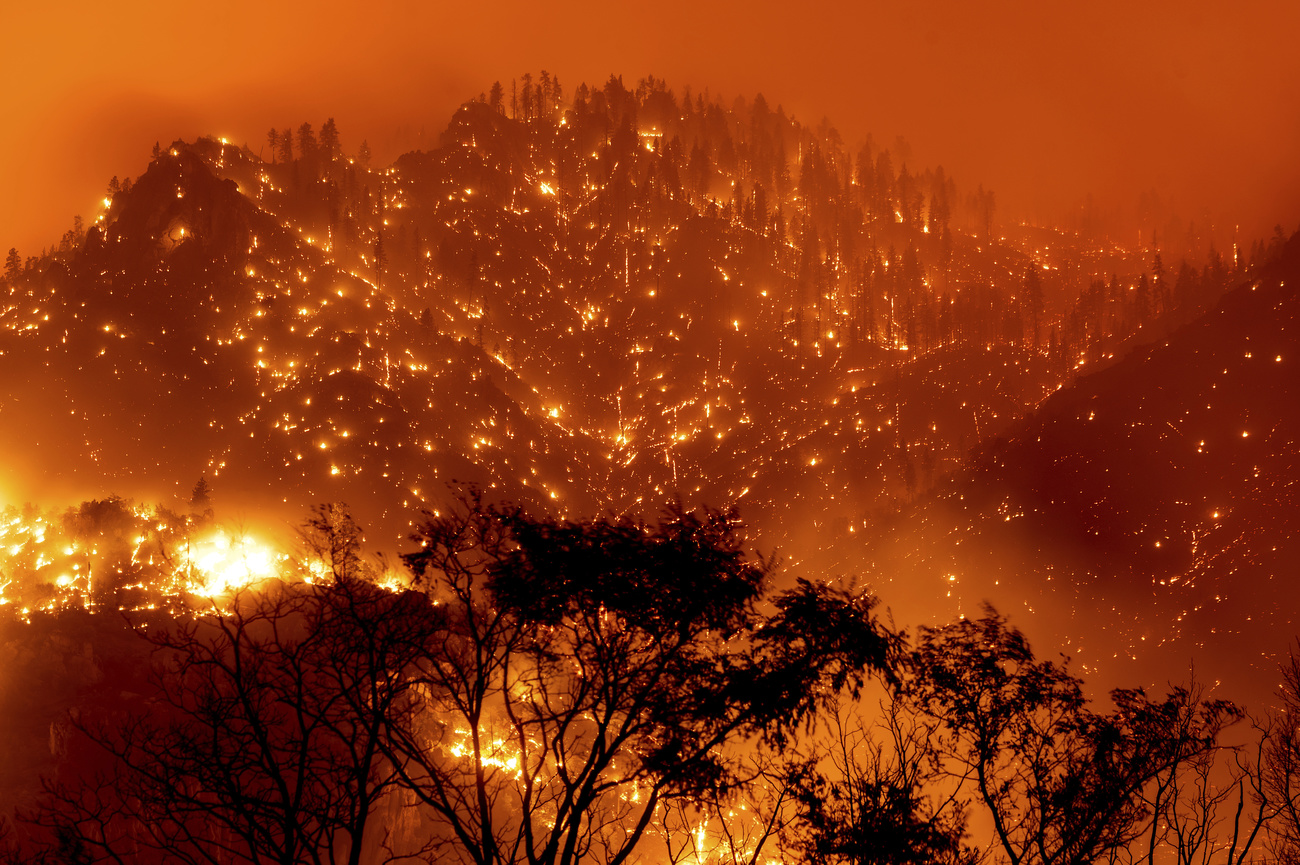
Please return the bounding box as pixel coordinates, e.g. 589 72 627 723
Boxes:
184 529 282 597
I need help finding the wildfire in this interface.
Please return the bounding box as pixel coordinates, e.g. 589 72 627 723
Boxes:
181 528 284 597
0 502 289 616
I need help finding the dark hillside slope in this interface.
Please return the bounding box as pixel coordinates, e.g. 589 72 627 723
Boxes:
871 233 1300 693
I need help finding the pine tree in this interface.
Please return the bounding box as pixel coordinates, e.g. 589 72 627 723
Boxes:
319 118 340 162
4 248 20 281
297 122 317 159
277 128 294 163
189 475 213 518
521 72 534 122
538 70 551 116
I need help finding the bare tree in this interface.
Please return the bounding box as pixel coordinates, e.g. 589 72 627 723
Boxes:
1119 680 1271 865
1264 646 1300 865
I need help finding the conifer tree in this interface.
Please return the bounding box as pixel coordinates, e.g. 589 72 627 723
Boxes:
277 127 294 163
319 118 340 162
297 122 317 159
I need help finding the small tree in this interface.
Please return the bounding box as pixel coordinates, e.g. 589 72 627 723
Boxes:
188 475 213 520
784 690 975 865
906 608 1240 865
299 501 366 581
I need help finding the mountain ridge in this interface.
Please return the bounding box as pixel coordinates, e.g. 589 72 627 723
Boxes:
865 231 1300 692
0 77 1255 644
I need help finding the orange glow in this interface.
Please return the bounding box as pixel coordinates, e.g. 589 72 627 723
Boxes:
3 0 1300 261
0 505 289 613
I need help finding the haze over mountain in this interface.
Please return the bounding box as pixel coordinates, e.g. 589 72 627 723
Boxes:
6 0 1299 263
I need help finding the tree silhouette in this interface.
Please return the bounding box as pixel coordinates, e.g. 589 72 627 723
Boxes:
20 497 889 865
27 576 441 865
297 123 318 161
1264 646 1300 865
188 475 213 519
1140 705 1271 865
906 608 1240 865
277 127 294 164
319 118 341 163
783 692 974 865
387 494 891 865
298 502 366 581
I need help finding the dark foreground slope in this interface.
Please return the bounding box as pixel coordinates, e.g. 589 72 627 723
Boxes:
869 233 1300 695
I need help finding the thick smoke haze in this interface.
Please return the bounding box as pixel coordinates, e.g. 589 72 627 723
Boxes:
6 2 1300 845
3 0 1298 257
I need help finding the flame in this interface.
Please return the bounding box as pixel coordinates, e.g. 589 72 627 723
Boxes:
0 504 290 613
182 528 283 597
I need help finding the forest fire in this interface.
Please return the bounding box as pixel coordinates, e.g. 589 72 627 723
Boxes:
0 498 290 614
0 32 1298 861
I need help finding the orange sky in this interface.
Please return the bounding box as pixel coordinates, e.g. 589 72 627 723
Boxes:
3 0 1298 257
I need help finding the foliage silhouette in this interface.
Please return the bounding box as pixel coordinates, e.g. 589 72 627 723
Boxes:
905 607 1241 865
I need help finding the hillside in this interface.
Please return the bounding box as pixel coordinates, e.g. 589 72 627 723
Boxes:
866 232 1300 692
0 75 1240 621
